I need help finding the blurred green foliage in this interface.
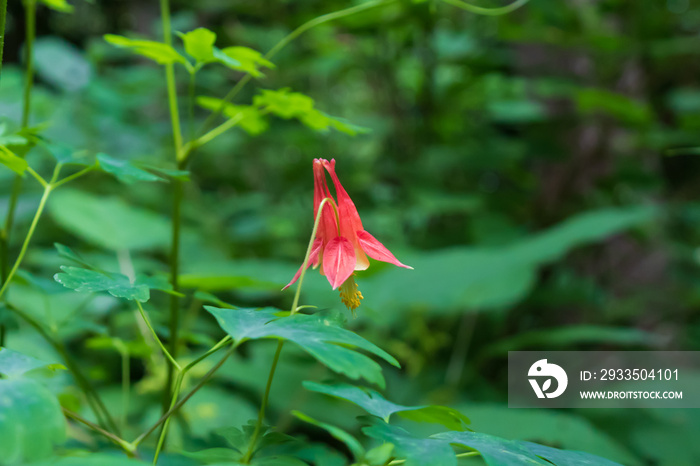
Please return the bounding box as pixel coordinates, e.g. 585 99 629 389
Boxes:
2 0 700 464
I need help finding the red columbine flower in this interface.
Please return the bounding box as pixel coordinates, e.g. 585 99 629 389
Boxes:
285 158 412 312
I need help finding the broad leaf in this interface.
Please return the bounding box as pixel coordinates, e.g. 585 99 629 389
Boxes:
206 307 399 387
518 441 625 466
292 411 365 460
54 266 172 302
197 96 268 135
433 432 547 465
50 189 170 251
0 348 63 378
0 146 28 175
181 28 217 62
218 46 274 77
253 88 367 135
104 34 187 65
0 378 66 464
361 418 457 466
97 153 165 184
303 382 469 430
39 0 73 13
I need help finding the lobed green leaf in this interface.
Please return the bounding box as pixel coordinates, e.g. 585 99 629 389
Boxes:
97 153 165 184
303 381 469 430
104 34 187 66
54 266 172 303
205 307 399 387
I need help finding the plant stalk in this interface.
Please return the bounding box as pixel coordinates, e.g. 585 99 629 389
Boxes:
242 197 337 463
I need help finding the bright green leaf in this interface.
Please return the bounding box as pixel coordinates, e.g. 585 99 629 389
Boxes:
303 382 469 430
0 378 66 464
39 0 73 13
54 266 172 303
361 417 457 466
253 88 367 135
218 46 274 77
205 307 399 387
0 146 28 175
197 96 269 135
181 28 217 62
254 88 315 119
104 34 187 66
97 153 165 184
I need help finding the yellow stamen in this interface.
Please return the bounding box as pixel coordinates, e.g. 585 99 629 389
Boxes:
339 274 363 315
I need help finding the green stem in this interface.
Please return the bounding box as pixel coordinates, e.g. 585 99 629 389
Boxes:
164 175 183 413
1 0 36 346
200 0 398 133
8 304 119 434
137 344 236 455
159 0 185 424
160 0 182 152
121 348 130 433
188 71 196 142
51 164 97 190
439 0 529 16
62 408 135 456
135 301 181 370
22 0 36 128
242 197 336 463
0 184 51 301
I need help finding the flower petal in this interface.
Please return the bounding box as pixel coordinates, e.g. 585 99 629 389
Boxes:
283 238 323 290
357 230 413 269
314 159 337 244
322 159 369 270
322 236 357 290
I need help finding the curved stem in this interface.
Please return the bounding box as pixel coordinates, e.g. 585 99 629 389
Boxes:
0 184 51 301
135 301 181 371
8 304 119 434
200 0 398 133
63 408 135 456
439 0 529 16
242 197 336 463
136 345 236 453
1 0 36 346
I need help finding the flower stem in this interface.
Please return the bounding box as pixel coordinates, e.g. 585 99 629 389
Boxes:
241 197 336 464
